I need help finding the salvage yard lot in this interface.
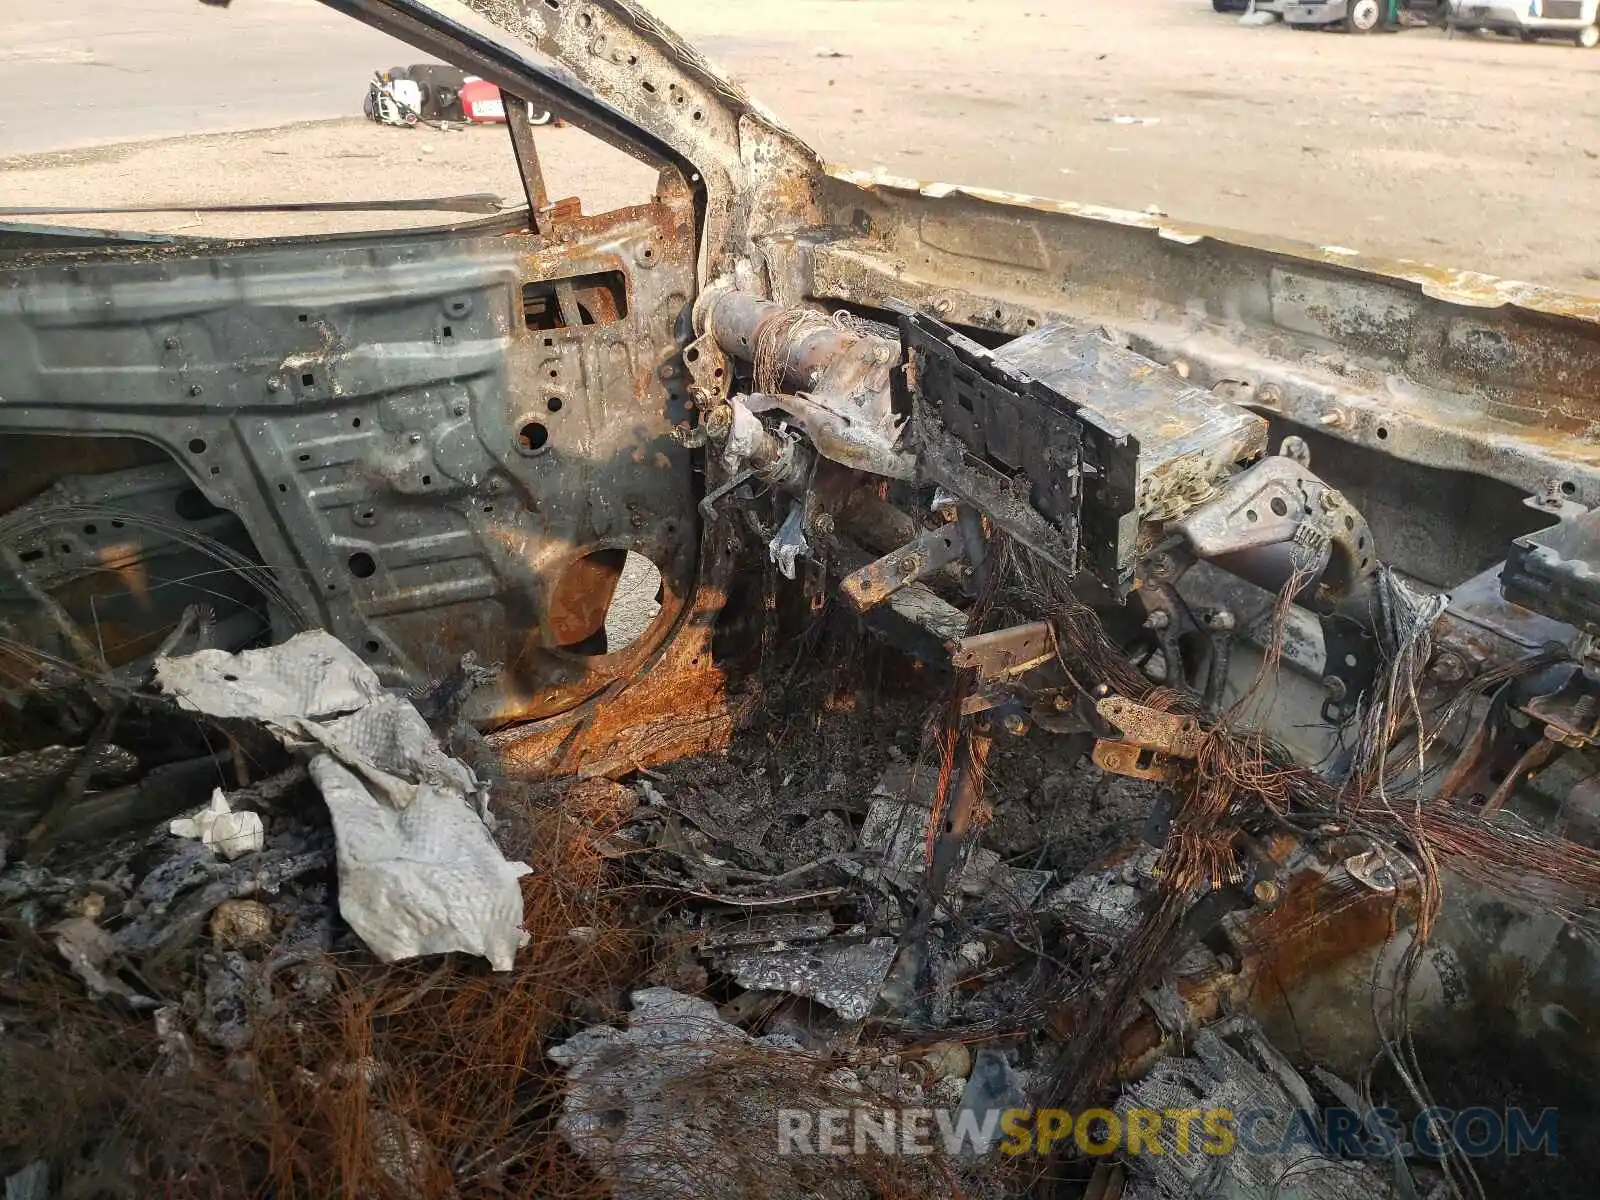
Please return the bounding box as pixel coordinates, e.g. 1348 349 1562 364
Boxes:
7 0 1600 293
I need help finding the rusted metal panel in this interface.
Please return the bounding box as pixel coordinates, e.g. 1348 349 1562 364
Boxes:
951 622 1055 681
806 173 1600 510
838 525 964 613
1095 696 1205 759
491 532 745 778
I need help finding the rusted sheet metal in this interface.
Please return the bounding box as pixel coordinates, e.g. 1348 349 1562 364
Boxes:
1096 696 1205 758
0 186 702 730
1430 564 1570 679
1227 861 1407 1005
458 192 699 725
821 167 1600 323
492 533 745 778
806 172 1600 508
1091 740 1176 783
459 0 823 270
951 622 1055 681
839 525 965 613
545 548 628 647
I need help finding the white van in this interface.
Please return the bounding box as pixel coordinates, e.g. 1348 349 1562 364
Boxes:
1447 0 1600 46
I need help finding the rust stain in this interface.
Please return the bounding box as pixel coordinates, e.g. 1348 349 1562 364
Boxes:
1230 865 1401 1006
497 663 739 780
490 531 741 776
546 548 628 648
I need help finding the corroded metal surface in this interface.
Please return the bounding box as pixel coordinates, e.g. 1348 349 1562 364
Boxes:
805 171 1600 511
11 0 1600 810
0 191 702 728
951 622 1055 681
1096 696 1205 758
459 0 823 275
838 525 964 613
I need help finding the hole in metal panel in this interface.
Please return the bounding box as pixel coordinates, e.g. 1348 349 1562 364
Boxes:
522 271 628 329
519 422 550 453
550 549 662 653
174 488 225 521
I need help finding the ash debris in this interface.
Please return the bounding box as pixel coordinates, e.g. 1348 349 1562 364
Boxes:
0 584 1587 1200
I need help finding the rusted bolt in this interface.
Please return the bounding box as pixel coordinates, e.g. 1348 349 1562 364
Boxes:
933 298 952 315
408 432 423 445
1145 609 1171 631
1252 879 1279 905
1428 651 1470 684
1319 410 1346 428
452 401 468 417
1320 488 1346 512
266 377 281 392
898 552 926 578
1279 435 1310 465
164 335 181 351
808 510 835 537
1002 713 1029 737
1204 609 1236 633
703 404 734 440
1321 675 1347 700
1256 383 1285 408
188 384 203 397
1093 682 1112 699
1145 554 1172 580
1053 693 1072 711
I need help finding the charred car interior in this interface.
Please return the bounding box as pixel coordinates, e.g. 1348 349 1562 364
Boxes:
4 1 1600 1197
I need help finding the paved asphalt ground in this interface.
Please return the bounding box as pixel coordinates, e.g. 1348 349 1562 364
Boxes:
1 0 415 156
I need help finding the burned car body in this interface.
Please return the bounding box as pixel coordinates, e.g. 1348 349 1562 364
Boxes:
5 1 1600 1195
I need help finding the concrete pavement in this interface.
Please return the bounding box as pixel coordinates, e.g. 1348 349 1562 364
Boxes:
1 0 412 156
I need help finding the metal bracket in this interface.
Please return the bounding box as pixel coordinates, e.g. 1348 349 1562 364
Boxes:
1092 739 1178 782
1096 695 1205 758
697 467 756 522
839 525 965 613
951 621 1056 681
1090 695 1204 782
